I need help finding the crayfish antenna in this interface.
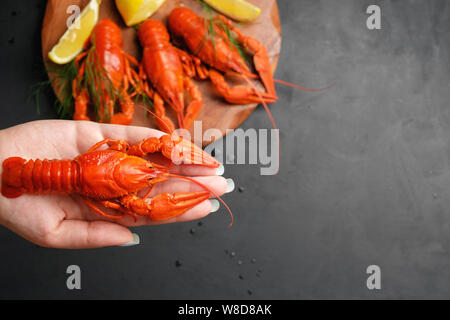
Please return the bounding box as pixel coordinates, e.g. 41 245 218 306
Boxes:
274 79 335 93
177 112 186 130
239 72 333 93
135 103 178 171
240 74 281 177
135 103 175 136
240 74 278 131
168 173 234 228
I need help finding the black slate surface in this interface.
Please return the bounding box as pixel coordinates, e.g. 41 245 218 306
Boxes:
1 0 450 299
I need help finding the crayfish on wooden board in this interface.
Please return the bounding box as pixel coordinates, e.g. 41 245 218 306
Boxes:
71 19 140 124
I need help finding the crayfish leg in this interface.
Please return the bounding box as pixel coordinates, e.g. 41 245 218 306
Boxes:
82 198 124 220
215 15 276 96
174 47 209 80
110 95 135 125
153 92 176 133
73 89 91 121
110 57 138 125
183 77 203 129
209 70 277 104
87 139 130 153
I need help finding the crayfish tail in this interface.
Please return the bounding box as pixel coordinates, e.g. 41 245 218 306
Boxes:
1 157 79 197
1 157 26 198
1 184 25 198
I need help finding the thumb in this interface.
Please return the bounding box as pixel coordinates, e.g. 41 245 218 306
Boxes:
43 220 138 249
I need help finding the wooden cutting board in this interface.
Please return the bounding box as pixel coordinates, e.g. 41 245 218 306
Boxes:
41 0 281 145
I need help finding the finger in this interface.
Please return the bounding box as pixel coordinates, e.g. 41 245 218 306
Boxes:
141 154 222 177
138 199 217 226
149 199 214 225
147 176 228 198
98 123 164 145
115 176 228 226
169 163 224 177
67 121 164 155
43 220 135 249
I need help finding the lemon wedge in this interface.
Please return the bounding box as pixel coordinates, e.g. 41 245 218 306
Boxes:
204 0 261 22
116 0 166 27
48 0 101 64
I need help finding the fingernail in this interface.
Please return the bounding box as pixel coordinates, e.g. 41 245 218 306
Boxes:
119 233 140 247
216 164 225 176
210 199 220 213
226 178 235 193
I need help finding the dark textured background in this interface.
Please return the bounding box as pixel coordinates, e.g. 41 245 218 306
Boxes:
1 0 450 299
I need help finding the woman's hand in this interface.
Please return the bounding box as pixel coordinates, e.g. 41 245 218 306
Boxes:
0 120 230 249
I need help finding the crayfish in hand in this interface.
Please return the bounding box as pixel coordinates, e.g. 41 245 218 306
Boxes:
1 133 230 222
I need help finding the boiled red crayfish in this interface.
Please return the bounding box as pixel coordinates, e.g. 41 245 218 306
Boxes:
137 19 203 133
1 134 225 221
72 19 140 125
168 7 278 105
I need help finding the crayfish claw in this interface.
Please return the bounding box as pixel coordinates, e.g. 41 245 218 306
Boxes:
147 191 210 221
118 191 210 221
127 135 219 168
161 136 220 168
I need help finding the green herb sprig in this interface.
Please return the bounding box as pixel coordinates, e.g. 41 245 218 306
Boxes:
31 60 78 118
196 0 252 65
33 33 129 122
